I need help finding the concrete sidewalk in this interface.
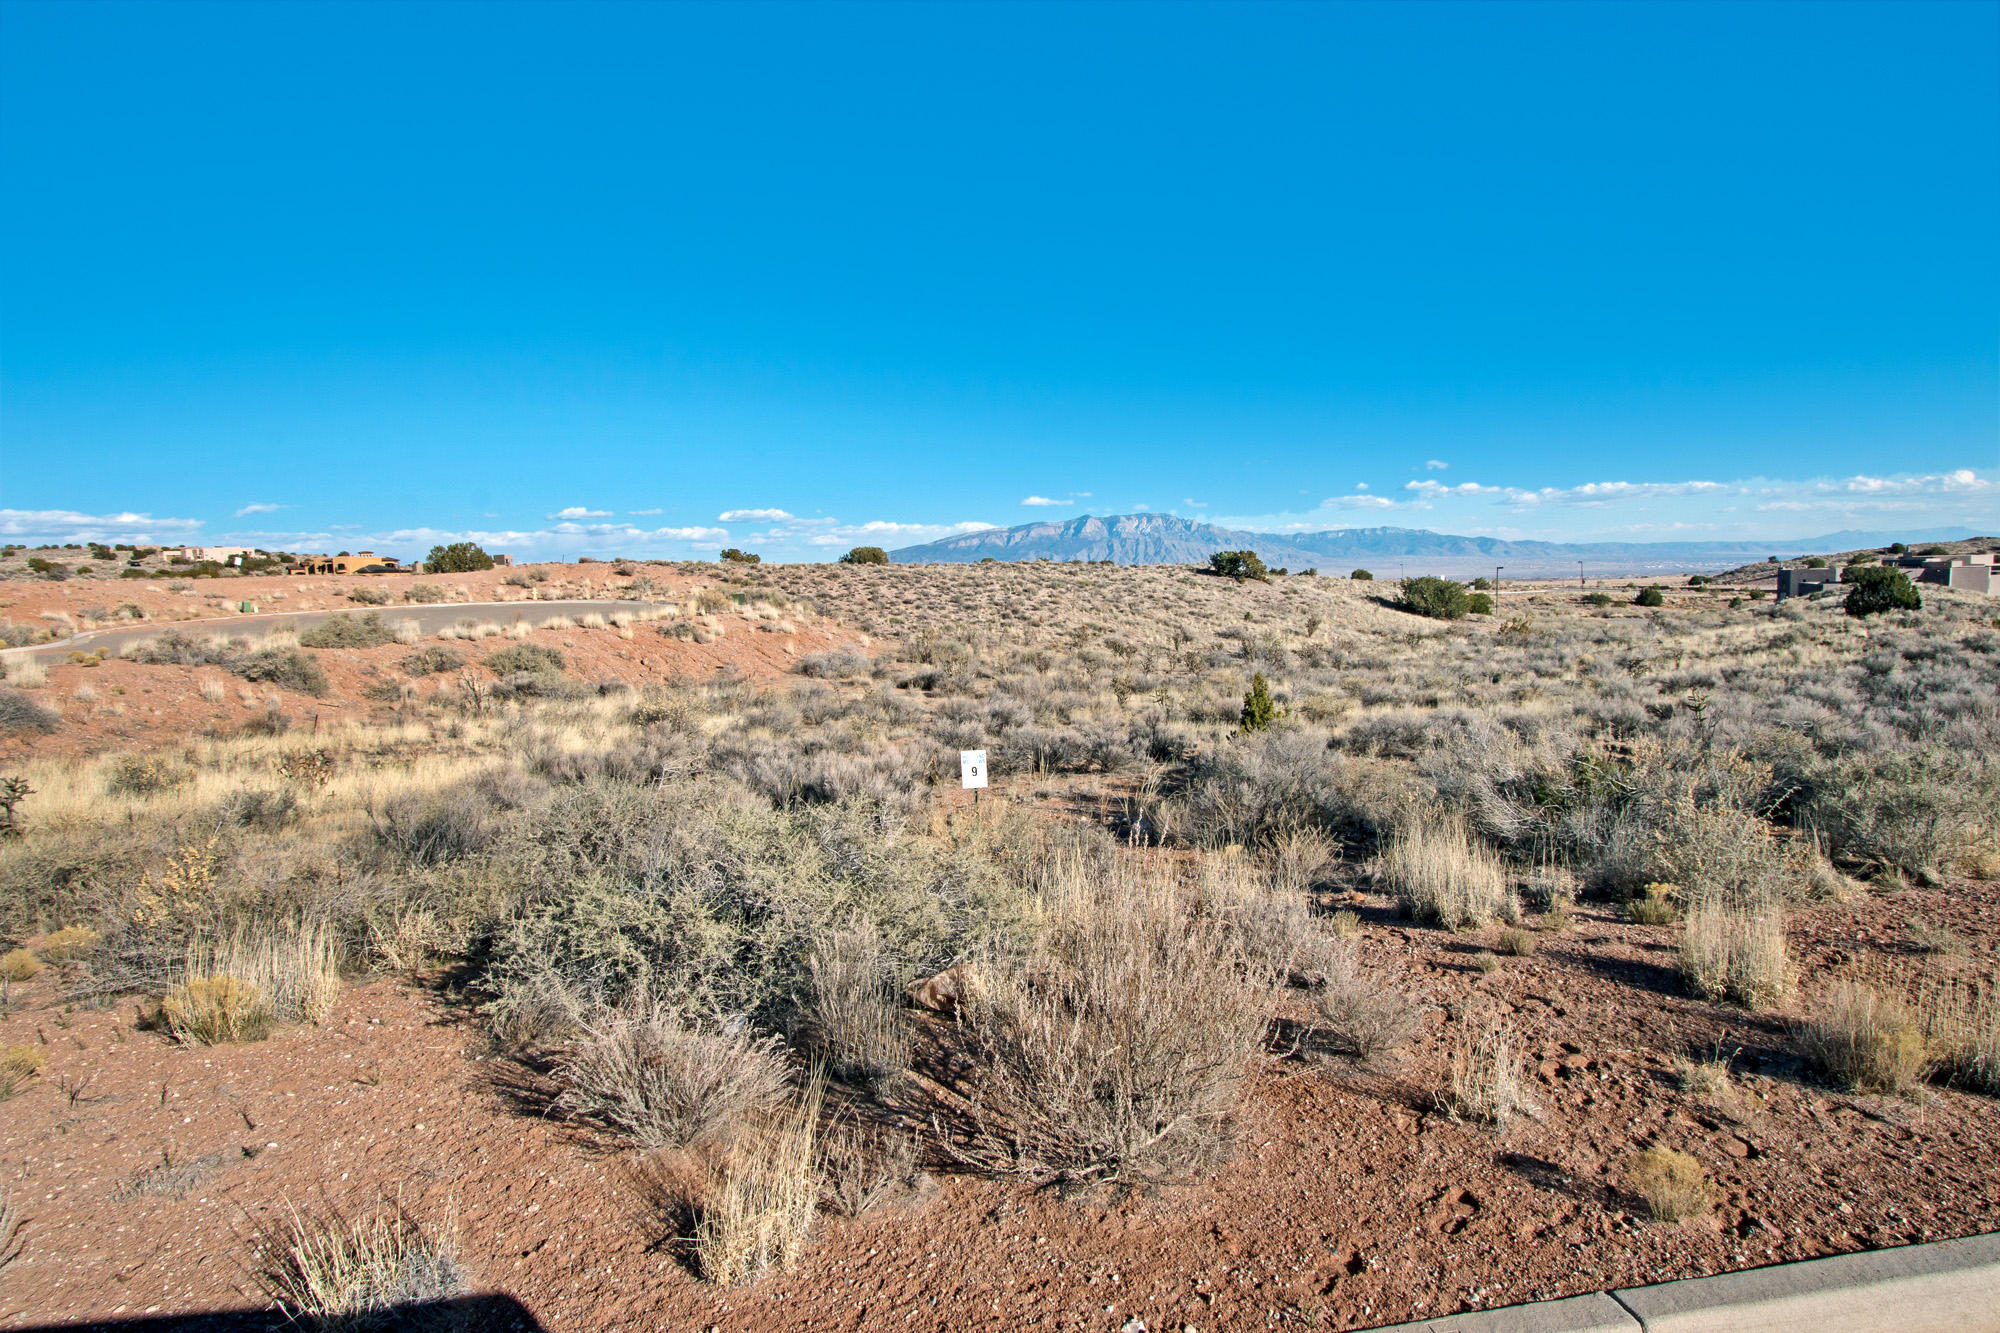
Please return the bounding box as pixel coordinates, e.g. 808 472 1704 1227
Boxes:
1357 1231 2000 1332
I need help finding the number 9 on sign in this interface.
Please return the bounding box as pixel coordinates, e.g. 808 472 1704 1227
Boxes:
959 750 988 790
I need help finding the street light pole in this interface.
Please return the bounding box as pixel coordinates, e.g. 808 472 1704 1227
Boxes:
1495 565 1503 596
1578 560 1584 589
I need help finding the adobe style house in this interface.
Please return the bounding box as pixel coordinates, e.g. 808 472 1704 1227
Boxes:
291 551 403 575
1775 567 1837 600
1895 551 1996 595
1779 552 1998 601
168 545 254 565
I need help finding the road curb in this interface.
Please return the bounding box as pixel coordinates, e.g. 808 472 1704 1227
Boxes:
1354 1232 2000 1333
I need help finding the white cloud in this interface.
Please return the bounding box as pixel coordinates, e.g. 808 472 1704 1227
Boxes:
719 508 794 522
1020 496 1066 507
1218 466 1996 543
1355 483 1370 491
1183 499 1207 508
0 509 203 541
549 506 611 520
628 508 663 516
1425 460 1449 470
233 502 287 517
800 519 997 548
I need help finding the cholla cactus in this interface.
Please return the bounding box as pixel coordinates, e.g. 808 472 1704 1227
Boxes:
0 777 30 838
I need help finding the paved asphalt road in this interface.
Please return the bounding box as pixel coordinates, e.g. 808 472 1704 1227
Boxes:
1 600 668 665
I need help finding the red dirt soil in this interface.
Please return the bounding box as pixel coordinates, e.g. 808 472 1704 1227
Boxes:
2 564 860 763
4 878 1996 1332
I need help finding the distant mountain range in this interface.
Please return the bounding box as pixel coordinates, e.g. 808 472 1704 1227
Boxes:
887 515 1985 577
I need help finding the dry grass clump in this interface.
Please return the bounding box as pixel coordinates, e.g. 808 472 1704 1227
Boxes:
693 1080 824 1286
1672 1051 1733 1098
253 1200 466 1328
803 924 909 1086
1495 927 1537 957
957 857 1275 1183
1626 882 1680 926
1625 1146 1712 1222
1438 1028 1537 1125
1307 938 1421 1058
0 948 40 981
819 1115 921 1218
185 925 341 1025
1797 981 1930 1094
38 924 100 960
1920 978 2000 1095
553 1006 791 1150
1 1044 46 1099
162 974 276 1044
1679 898 1790 1009
1384 817 1514 929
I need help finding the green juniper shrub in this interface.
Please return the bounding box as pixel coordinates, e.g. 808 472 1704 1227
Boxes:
1398 576 1471 620
839 547 889 566
1844 566 1921 619
1349 569 1373 581
1635 587 1665 608
1208 550 1269 583
1466 593 1494 615
1583 592 1614 606
719 548 762 565
1240 673 1276 732
425 542 494 573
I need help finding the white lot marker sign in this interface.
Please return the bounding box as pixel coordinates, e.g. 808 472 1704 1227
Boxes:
960 749 988 792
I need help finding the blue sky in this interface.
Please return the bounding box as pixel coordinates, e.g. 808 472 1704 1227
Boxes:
3 1 1995 561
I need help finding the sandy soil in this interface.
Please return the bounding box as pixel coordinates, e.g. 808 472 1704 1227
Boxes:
3 870 1995 1332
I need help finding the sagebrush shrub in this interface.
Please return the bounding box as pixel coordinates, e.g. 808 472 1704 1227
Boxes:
956 860 1274 1182
299 613 394 649
1308 938 1419 1057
